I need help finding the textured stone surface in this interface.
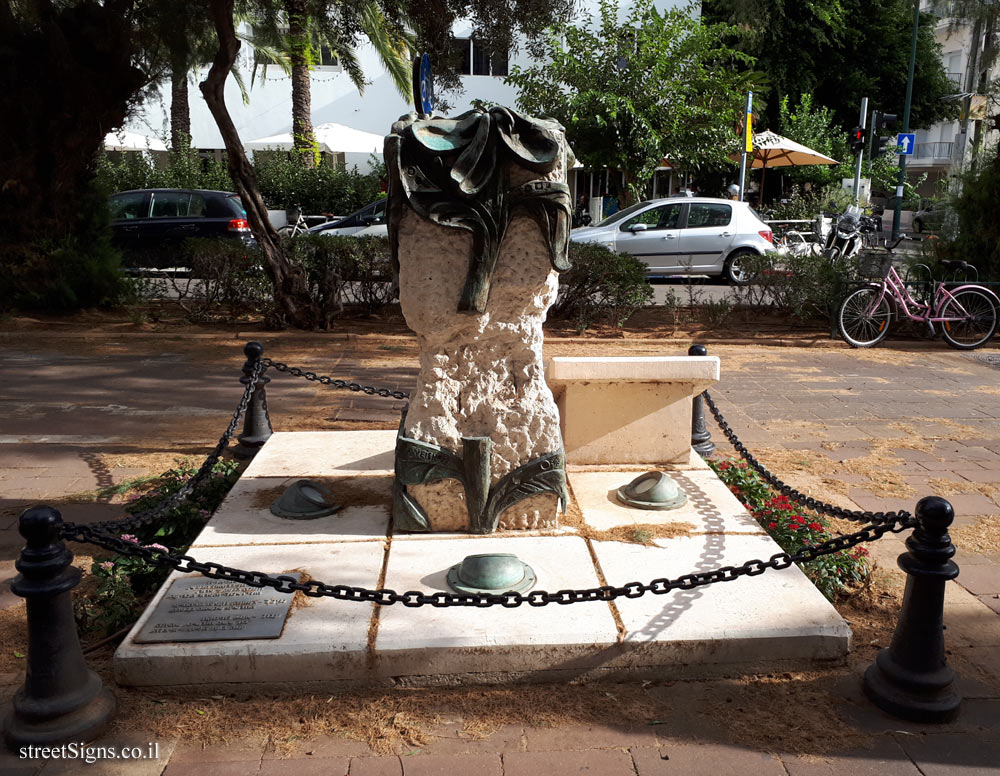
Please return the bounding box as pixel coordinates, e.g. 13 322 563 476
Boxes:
396 147 570 531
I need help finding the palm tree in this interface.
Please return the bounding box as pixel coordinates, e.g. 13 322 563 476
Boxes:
245 0 412 167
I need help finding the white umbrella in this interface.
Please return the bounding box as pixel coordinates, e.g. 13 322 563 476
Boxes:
748 131 838 201
104 130 167 152
246 122 384 155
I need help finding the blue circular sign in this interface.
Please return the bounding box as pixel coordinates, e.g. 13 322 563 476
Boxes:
415 53 434 115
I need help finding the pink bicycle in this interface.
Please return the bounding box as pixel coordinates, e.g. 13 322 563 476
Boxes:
837 237 999 349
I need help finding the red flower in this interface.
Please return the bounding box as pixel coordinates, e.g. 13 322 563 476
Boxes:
808 522 823 531
792 515 806 525
718 461 730 470
787 524 798 531
767 522 778 530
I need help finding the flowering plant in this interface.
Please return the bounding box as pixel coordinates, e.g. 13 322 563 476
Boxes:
76 460 240 635
709 458 870 600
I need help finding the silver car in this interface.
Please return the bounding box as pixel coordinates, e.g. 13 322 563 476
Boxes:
570 197 775 285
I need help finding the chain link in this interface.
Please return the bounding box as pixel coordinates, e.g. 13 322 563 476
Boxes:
61 509 908 608
702 390 917 529
51 357 918 609
60 360 266 536
262 358 410 401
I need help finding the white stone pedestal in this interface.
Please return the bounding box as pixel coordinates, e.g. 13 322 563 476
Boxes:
114 430 850 691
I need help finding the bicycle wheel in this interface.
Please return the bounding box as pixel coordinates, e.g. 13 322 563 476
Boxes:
838 286 893 348
939 288 998 350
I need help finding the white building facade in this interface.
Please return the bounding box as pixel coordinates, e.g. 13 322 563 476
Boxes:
910 1 999 198
125 1 689 177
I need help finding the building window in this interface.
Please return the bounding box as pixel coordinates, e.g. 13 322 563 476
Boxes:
448 37 508 77
317 44 339 68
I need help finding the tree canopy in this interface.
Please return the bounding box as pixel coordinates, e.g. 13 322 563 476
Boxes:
702 0 957 132
506 0 759 204
0 0 574 321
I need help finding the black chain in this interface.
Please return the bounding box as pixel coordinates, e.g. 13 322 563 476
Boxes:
60 360 265 536
52 356 917 608
702 390 917 529
262 358 410 400
62 510 909 608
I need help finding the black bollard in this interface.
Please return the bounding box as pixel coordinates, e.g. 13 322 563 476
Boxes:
863 496 961 722
4 507 115 749
233 341 273 460
688 344 716 457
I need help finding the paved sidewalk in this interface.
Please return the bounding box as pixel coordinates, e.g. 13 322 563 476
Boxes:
1 333 998 774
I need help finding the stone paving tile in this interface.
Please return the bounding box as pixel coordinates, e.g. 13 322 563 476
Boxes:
846 491 917 514
169 739 266 764
397 752 501 775
415 723 524 755
959 467 1000 483
894 731 1000 776
953 564 1000 596
631 742 786 776
261 736 371 760
348 757 403 776
977 594 1000 615
522 722 660 752
503 748 635 776
779 741 922 776
938 493 1000 515
259 757 349 776
163 762 262 776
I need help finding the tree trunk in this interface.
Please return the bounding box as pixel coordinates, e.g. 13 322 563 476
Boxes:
286 0 316 168
170 63 191 152
201 0 322 329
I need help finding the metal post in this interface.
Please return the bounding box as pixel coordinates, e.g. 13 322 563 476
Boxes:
233 341 272 460
4 507 115 749
737 91 753 202
688 344 715 457
891 0 921 240
863 496 962 722
853 97 868 204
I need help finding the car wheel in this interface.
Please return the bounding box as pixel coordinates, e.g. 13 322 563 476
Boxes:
724 249 756 286
913 219 923 233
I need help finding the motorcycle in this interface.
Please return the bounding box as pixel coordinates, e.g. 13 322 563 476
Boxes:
822 205 864 263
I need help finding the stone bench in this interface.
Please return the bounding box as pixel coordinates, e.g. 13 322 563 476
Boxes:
545 356 720 466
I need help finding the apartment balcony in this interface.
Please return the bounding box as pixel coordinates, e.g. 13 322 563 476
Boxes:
908 141 955 170
946 71 964 89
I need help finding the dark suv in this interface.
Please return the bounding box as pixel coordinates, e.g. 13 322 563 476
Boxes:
108 188 254 268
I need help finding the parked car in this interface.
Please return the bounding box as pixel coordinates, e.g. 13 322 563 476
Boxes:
308 199 388 238
912 202 949 234
569 197 774 285
108 188 254 269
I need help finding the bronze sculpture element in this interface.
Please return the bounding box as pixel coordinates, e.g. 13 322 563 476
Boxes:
386 107 572 314
386 107 573 533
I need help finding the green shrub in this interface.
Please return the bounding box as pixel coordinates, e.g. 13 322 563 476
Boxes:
283 234 395 316
94 144 384 217
75 459 241 635
948 153 1000 281
709 458 871 601
253 153 384 215
550 242 653 331
734 250 848 322
179 238 272 320
0 183 125 312
94 138 232 193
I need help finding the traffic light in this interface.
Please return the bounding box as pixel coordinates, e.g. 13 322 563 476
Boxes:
872 134 899 159
872 111 898 130
870 112 900 158
850 126 867 154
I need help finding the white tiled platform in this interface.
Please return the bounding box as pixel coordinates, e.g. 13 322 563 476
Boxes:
115 432 851 690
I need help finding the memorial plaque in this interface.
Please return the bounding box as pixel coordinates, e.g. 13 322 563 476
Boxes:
134 573 300 643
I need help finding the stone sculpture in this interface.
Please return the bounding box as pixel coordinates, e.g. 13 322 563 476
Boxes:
385 106 573 533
